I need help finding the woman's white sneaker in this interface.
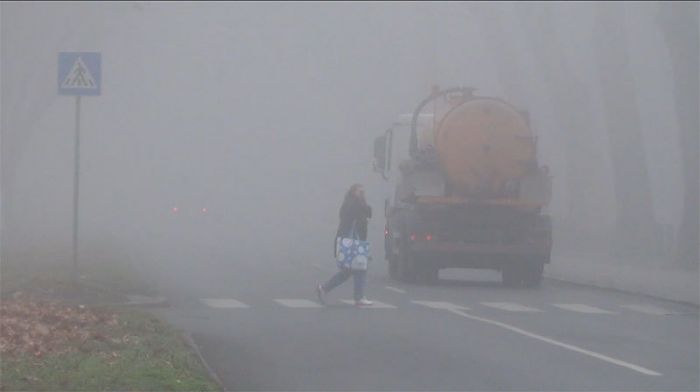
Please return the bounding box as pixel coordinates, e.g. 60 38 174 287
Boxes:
315 284 326 305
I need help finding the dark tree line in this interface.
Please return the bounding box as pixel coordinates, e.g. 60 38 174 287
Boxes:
469 2 697 266
657 2 699 268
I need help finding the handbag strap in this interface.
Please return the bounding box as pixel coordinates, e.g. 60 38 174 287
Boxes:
350 220 359 240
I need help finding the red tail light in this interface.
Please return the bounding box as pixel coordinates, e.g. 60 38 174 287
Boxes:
171 207 179 214
425 234 433 241
201 208 208 213
410 233 417 241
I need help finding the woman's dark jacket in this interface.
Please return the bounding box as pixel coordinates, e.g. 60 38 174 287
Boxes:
335 196 372 253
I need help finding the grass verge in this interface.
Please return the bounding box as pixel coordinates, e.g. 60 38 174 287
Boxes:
1 303 220 391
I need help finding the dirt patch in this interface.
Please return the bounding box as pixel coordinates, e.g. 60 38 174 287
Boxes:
0 296 118 358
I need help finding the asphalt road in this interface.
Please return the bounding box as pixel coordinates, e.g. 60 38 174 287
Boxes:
151 258 699 391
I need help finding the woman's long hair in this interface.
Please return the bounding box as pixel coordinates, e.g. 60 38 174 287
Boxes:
341 184 364 212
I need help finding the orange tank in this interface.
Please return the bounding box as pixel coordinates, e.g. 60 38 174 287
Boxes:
434 98 536 197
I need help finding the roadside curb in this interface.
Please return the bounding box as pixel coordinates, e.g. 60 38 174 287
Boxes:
182 332 226 392
544 273 700 308
122 294 169 307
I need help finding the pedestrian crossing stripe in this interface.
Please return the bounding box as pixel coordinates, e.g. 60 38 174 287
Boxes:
201 298 249 308
481 302 542 312
412 301 469 310
340 299 397 308
274 299 323 308
620 304 678 315
61 56 97 89
198 298 683 316
553 304 616 314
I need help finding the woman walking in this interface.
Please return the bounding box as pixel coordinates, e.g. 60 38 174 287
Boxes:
316 184 373 306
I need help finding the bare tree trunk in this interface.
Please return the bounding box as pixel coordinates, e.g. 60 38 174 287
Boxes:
658 2 699 269
468 4 527 105
593 2 657 257
423 3 439 90
515 3 598 234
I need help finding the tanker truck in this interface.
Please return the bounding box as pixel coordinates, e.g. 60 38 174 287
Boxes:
373 87 552 287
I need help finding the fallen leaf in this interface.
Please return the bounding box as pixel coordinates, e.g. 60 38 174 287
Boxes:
35 324 50 336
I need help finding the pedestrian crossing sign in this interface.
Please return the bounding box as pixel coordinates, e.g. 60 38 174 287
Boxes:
58 52 101 95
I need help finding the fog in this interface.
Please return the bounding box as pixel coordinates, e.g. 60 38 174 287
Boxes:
1 2 698 298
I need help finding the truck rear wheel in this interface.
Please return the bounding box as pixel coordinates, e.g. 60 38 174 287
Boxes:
522 261 544 288
396 245 417 283
388 255 399 280
416 264 439 285
501 264 522 287
502 260 544 288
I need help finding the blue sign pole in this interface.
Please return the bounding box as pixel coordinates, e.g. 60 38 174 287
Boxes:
73 95 81 276
58 52 101 278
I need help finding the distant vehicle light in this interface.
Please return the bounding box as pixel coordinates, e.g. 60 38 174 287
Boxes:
425 234 433 241
201 208 207 213
410 233 417 241
172 207 179 213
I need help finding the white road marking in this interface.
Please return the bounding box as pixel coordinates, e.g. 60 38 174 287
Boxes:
201 298 249 309
553 304 616 314
481 302 542 312
274 299 323 308
340 299 397 308
620 304 678 316
385 286 407 294
444 307 662 376
412 301 469 311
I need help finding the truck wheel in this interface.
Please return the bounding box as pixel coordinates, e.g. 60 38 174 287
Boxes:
417 265 439 285
523 261 544 288
397 247 416 283
501 264 522 287
388 255 399 281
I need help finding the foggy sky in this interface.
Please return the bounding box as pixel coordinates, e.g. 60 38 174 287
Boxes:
1 2 695 283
